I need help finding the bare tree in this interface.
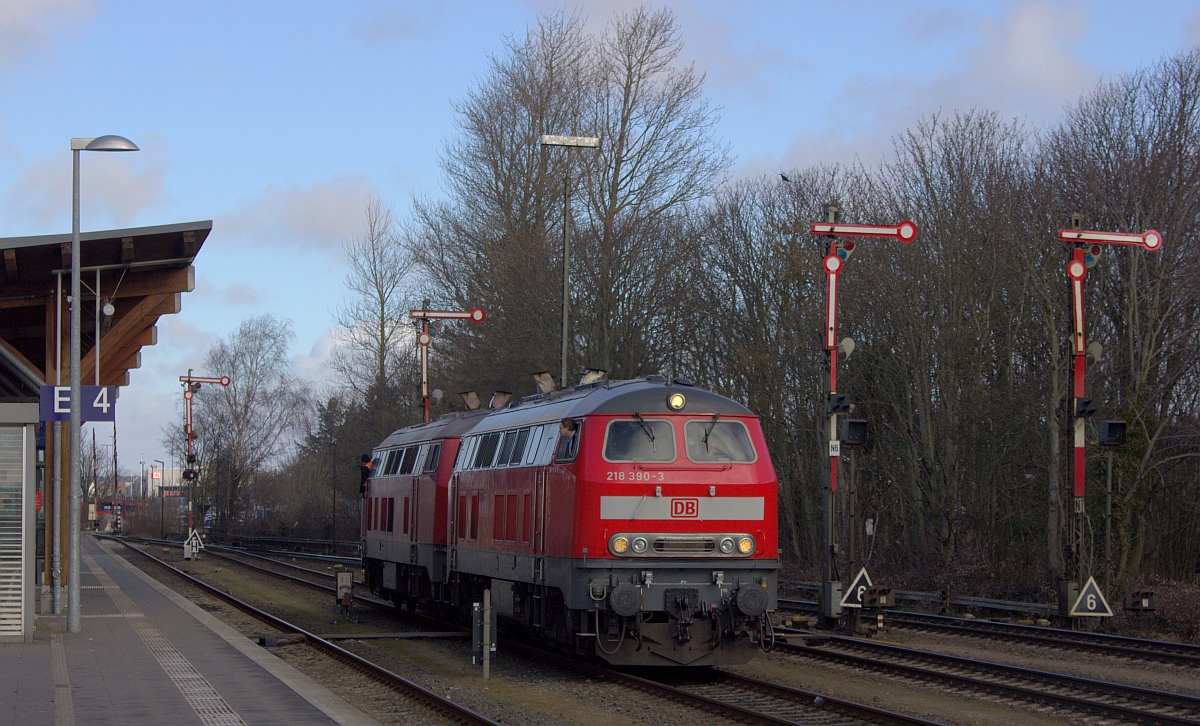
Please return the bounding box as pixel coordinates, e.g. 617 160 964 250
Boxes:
571 6 732 378
405 7 728 395
191 315 306 531
404 10 589 397
331 200 413 398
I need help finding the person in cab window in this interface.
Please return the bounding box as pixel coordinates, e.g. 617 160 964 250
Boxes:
557 418 578 460
359 453 373 496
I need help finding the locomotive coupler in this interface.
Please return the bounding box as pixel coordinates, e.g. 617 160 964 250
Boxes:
666 590 696 643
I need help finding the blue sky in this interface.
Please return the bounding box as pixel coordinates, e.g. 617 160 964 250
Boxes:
2 0 1197 469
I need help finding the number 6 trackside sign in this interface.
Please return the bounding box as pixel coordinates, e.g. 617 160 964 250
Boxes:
39 385 117 422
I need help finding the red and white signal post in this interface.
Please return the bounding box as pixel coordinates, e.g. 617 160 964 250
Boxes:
179 370 230 543
409 307 486 422
811 207 917 623
1056 220 1162 606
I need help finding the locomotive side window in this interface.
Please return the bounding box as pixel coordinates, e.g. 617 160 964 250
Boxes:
524 425 545 465
371 450 385 477
383 449 402 477
497 430 518 467
684 420 757 463
473 432 501 469
398 446 419 475
507 428 530 466
423 443 441 473
458 437 478 470
603 419 675 462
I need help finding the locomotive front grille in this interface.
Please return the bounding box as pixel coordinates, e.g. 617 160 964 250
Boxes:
652 536 716 555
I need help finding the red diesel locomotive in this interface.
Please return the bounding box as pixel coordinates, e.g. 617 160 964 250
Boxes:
361 375 778 666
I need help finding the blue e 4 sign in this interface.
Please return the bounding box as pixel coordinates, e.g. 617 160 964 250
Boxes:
39 386 117 422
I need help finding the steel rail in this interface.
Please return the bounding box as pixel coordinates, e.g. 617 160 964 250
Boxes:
113 539 498 726
882 609 1200 667
498 636 939 725
778 596 1200 667
780 628 1200 724
128 539 935 724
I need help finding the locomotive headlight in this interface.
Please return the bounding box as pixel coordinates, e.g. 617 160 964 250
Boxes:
632 537 648 554
667 393 686 410
611 536 629 554
737 536 755 555
719 537 735 554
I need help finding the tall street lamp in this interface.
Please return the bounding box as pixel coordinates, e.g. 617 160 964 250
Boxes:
69 135 138 633
539 134 599 388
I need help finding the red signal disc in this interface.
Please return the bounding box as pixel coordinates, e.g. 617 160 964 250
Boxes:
897 220 917 242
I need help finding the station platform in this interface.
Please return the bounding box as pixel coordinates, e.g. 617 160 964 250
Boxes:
0 535 380 725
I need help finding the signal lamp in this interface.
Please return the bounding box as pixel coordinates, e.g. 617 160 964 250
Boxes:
828 393 852 414
737 536 754 555
632 537 648 554
1075 398 1098 418
1099 420 1126 447
611 536 629 554
667 393 686 410
841 419 868 446
719 537 735 554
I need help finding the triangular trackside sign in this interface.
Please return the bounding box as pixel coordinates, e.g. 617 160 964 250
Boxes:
1068 576 1113 617
839 567 873 609
184 529 205 551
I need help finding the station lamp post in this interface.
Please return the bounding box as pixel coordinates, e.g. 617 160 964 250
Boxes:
68 135 139 633
539 134 600 388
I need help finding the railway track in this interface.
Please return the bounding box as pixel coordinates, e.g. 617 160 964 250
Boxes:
112 539 498 725
780 627 1200 723
121 538 942 724
778 597 1200 668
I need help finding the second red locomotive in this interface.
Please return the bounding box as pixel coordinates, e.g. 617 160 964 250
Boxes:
362 375 778 666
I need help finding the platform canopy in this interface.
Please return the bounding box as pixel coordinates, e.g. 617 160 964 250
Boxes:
0 220 212 399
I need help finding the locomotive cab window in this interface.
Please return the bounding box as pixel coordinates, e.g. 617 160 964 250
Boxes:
555 419 582 462
603 418 675 463
684 420 757 463
398 446 419 475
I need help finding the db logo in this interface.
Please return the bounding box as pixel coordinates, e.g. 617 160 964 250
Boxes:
671 498 699 518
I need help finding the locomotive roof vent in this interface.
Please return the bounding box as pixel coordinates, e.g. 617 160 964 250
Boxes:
531 371 555 394
645 374 667 383
489 391 512 409
672 377 695 387
578 368 608 386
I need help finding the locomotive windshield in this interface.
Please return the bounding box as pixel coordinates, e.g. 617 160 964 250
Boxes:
603 419 675 462
684 420 757 463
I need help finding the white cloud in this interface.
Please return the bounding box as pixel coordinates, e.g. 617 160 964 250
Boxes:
774 0 1095 173
216 176 377 253
1186 9 1200 49
0 0 94 75
2 143 169 232
291 327 341 387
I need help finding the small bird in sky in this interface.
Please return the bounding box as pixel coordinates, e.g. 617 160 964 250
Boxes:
780 172 790 183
